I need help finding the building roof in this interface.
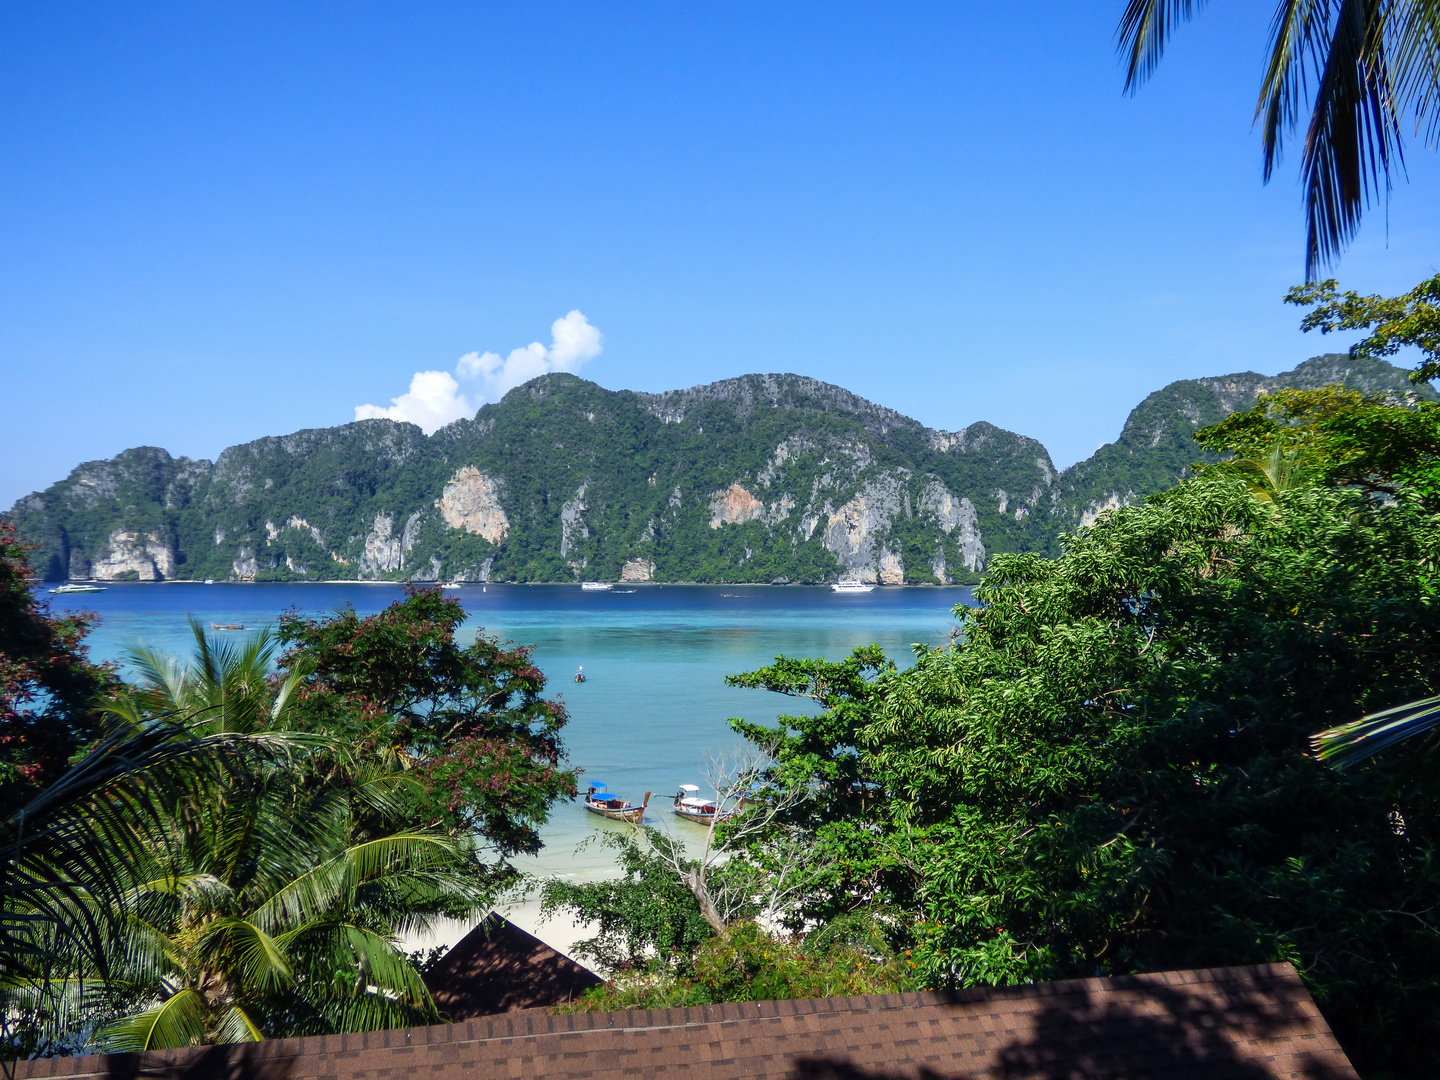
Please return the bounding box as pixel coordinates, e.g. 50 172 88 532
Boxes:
423 913 603 1019
16 962 1356 1080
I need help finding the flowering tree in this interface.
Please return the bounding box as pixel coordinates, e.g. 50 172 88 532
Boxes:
0 522 115 816
275 587 578 863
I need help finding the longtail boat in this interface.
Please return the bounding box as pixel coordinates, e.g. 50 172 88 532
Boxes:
583 783 650 823
672 784 743 825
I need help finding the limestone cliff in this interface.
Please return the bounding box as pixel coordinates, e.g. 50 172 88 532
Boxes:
436 467 509 543
92 529 176 581
7 356 1430 585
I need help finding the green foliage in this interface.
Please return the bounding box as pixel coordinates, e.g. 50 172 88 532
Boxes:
561 918 911 1012
705 392 1440 1075
0 522 117 815
4 591 578 1057
275 587 578 857
538 829 716 970
1290 274 1440 383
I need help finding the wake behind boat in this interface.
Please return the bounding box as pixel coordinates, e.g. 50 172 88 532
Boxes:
583 783 650 822
49 582 106 594
831 579 875 593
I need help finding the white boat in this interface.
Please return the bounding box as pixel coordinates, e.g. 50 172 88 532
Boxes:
204 579 215 585
672 785 723 825
830 579 875 593
49 582 106 594
440 582 462 590
581 581 613 592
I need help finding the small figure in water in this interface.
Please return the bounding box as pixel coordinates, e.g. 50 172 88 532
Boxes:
575 665 586 683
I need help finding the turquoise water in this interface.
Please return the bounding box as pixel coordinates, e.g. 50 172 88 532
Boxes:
43 582 973 877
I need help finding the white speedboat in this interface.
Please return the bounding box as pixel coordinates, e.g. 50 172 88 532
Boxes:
830 579 875 593
49 582 106 594
581 581 613 592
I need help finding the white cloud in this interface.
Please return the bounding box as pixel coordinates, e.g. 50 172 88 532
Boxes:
354 310 603 434
354 370 472 433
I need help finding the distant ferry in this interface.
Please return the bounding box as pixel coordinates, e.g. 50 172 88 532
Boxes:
831 579 875 593
581 581 613 592
49 582 106 594
440 582 462 590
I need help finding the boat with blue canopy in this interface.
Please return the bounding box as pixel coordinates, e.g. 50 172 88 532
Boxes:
583 782 650 822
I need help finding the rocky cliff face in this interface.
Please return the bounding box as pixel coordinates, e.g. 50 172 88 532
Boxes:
7 356 1430 585
436 467 509 543
91 529 176 581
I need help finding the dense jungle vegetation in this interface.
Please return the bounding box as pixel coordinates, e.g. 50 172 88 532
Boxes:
540 357 1440 1076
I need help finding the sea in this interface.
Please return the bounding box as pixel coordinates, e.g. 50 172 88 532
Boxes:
42 581 974 954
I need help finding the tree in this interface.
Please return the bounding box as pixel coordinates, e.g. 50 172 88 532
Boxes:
1119 1 1440 275
0 522 115 816
20 622 498 1052
1 716 253 1060
5 590 581 1056
1287 272 1440 383
712 397 1440 1073
275 587 577 864
1195 383 1440 799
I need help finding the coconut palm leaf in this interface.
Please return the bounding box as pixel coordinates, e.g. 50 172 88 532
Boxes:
103 987 209 1052
1118 0 1421 275
195 918 295 994
1313 693 1440 769
1 718 246 983
251 834 462 934
213 1005 263 1044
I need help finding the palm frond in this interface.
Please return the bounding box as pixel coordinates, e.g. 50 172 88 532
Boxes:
214 1004 265 1044
1298 0 1403 277
102 987 210 1052
195 917 295 994
1117 0 1209 91
252 834 461 934
1313 693 1440 768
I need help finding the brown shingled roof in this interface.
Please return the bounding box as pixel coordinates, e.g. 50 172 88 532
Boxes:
423 914 603 1019
15 962 1356 1080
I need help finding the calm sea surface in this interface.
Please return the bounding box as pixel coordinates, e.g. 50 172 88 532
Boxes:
43 582 974 881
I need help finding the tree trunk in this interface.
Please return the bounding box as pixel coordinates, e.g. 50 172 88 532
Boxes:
682 867 727 932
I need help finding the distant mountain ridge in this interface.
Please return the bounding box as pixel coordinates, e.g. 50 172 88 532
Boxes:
7 354 1431 585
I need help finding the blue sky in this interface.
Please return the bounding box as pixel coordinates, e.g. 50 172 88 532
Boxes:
4 1 1439 507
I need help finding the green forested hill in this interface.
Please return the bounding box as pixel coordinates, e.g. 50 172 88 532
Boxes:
7 355 1431 584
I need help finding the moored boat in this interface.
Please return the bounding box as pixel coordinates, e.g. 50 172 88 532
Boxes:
48 582 106 594
583 783 650 822
830 579 875 593
672 784 728 825
581 581 613 592
210 621 245 631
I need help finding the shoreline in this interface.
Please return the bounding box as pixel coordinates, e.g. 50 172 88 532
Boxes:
40 579 978 589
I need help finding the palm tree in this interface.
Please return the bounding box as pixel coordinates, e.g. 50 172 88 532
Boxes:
99 796 484 1049
95 624 493 1049
1229 438 1311 510
1119 1 1440 276
4 624 494 1055
1 715 259 1060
